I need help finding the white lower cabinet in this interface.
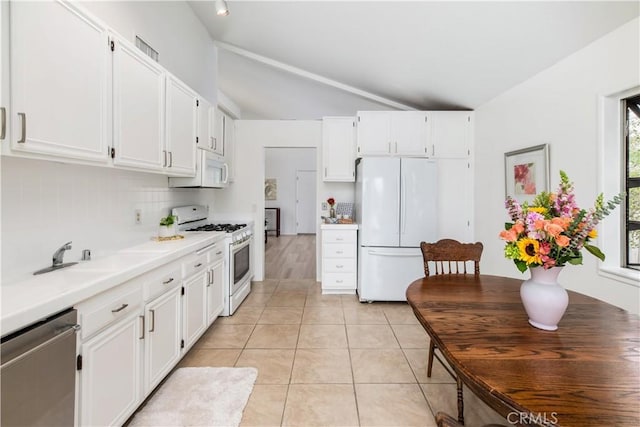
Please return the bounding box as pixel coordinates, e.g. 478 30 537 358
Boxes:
321 225 358 294
144 286 182 394
206 260 225 324
79 312 143 427
182 255 208 351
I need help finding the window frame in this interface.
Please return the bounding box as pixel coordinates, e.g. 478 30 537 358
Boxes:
624 95 640 270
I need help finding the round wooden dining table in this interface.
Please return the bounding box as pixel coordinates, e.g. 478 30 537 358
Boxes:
405 274 640 427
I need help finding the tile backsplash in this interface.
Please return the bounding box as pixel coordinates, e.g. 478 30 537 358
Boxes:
1 156 215 284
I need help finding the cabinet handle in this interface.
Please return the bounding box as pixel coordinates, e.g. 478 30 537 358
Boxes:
169 151 173 167
395 142 398 153
210 136 214 149
336 251 344 254
324 167 327 177
207 270 211 287
431 144 435 156
163 277 174 285
336 265 344 268
388 142 391 153
17 112 26 143
139 316 145 340
213 137 217 150
163 150 167 167
336 279 344 283
149 309 155 332
216 251 222 255
210 270 215 285
0 107 6 140
336 237 344 241
194 262 202 268
111 303 128 313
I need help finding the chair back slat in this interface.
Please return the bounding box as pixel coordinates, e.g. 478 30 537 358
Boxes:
420 239 483 277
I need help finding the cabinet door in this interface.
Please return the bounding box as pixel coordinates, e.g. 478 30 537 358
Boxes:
197 97 212 151
112 35 165 171
224 113 234 181
166 76 197 176
80 314 142 427
356 111 391 156
207 260 225 325
438 159 473 241
144 286 182 394
430 111 472 158
392 111 429 156
322 117 356 182
212 107 226 158
183 273 208 351
1 1 8 149
10 0 109 162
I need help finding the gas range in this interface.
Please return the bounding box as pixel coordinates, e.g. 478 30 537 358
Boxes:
186 223 247 233
172 205 253 244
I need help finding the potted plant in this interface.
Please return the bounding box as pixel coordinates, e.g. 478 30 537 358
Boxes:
159 215 176 238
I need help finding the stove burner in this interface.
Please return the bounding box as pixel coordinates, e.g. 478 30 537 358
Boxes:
187 223 247 233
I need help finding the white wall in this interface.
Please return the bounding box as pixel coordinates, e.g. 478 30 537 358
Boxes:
265 148 316 235
215 120 355 281
0 156 216 284
82 0 217 103
474 18 640 313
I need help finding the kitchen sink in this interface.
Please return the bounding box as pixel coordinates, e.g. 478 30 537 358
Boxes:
33 262 79 275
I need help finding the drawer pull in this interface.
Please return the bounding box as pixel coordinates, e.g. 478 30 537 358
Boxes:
139 316 145 340
336 265 344 268
336 279 344 283
111 303 128 313
216 251 223 255
163 277 174 285
149 309 155 332
336 237 344 241
194 263 203 268
335 251 343 254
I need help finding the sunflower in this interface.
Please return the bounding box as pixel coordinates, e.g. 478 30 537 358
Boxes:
516 238 542 265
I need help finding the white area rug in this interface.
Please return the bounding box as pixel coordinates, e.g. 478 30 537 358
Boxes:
129 367 258 427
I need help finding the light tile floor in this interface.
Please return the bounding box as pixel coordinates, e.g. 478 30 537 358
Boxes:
179 279 509 427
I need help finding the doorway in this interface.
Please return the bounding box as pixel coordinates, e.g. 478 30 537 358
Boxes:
296 170 316 234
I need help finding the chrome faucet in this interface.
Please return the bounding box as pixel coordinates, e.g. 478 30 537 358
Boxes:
52 241 72 266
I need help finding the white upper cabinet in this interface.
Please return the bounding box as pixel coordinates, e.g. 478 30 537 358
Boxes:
357 111 429 157
212 107 226 159
429 111 472 158
165 75 197 176
322 117 356 182
223 112 235 182
111 34 165 171
9 0 109 162
196 97 212 151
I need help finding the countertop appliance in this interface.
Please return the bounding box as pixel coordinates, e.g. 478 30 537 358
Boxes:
168 150 228 188
1 308 79 426
355 157 437 301
172 205 253 315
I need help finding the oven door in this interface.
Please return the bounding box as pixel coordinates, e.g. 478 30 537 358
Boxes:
230 236 252 295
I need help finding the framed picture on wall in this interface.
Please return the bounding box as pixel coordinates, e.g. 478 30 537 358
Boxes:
265 178 277 200
504 144 549 204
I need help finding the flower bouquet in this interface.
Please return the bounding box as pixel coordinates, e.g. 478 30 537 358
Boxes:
500 171 622 273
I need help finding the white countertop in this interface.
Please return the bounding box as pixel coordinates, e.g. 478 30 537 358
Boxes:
1 232 226 337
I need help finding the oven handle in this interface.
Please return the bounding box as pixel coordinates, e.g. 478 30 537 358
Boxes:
232 235 253 252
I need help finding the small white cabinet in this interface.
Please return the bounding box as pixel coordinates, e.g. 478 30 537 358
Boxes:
182 254 208 351
356 111 429 157
77 279 144 427
321 225 358 294
9 0 109 162
165 75 197 176
212 107 226 158
429 111 472 158
205 241 226 325
322 117 356 182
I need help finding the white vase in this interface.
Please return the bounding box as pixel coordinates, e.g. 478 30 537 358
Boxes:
520 267 568 331
158 224 175 238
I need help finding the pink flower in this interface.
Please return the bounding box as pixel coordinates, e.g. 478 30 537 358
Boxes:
499 229 518 242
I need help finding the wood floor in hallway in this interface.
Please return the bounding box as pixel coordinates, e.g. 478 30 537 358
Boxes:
264 234 316 280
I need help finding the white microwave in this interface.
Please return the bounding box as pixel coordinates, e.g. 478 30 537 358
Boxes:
169 150 228 188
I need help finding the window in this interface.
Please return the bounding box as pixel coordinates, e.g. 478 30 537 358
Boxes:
624 95 640 270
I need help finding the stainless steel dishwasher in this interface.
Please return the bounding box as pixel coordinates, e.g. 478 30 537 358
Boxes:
1 308 79 426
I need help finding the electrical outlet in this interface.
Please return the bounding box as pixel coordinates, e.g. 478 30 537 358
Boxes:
321 202 328 210
135 209 142 224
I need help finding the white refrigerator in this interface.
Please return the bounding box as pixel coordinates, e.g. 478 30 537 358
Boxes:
355 157 438 301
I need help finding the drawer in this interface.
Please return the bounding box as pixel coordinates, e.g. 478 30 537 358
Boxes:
77 279 143 340
323 230 356 244
323 258 356 273
322 273 356 289
196 239 225 264
322 243 356 258
182 252 208 278
143 263 181 302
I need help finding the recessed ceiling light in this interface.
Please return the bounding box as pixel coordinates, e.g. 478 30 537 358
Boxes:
215 0 229 16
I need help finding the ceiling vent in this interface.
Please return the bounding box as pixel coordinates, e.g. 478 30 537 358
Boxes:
135 36 159 62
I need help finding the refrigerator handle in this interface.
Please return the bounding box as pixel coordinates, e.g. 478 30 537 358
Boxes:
401 172 406 235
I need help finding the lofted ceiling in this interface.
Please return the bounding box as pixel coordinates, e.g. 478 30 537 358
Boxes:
188 1 640 120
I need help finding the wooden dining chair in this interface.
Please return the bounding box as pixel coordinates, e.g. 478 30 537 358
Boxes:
420 239 483 425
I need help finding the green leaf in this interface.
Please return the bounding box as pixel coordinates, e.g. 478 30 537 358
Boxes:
585 244 606 261
515 260 528 273
505 222 513 230
567 255 583 265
